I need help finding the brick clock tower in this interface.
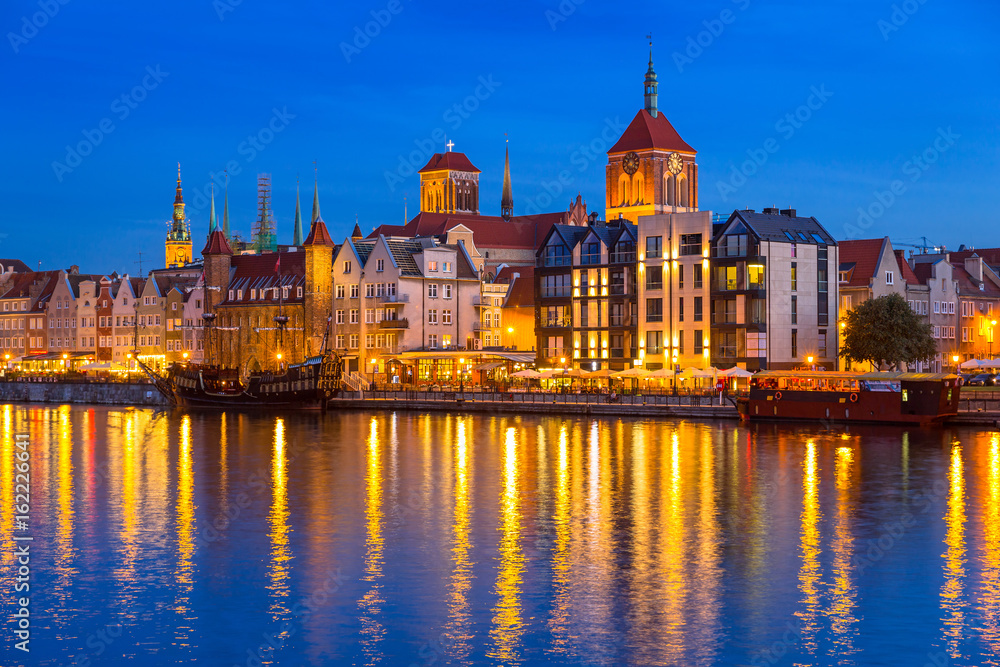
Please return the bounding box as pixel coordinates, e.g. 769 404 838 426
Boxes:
165 164 193 268
606 50 699 222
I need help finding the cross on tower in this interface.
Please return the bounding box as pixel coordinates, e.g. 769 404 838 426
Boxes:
445 140 454 152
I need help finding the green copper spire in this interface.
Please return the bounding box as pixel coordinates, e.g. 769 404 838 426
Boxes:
209 186 217 233
293 181 304 246
222 176 231 240
311 170 322 223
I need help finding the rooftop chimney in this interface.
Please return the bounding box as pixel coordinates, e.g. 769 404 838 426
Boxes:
780 208 797 218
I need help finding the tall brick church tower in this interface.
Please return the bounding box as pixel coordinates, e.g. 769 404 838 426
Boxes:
606 48 699 222
302 179 334 357
418 143 481 214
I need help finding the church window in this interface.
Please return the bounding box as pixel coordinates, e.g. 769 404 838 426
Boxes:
618 173 630 206
633 172 644 205
678 174 689 207
665 174 676 206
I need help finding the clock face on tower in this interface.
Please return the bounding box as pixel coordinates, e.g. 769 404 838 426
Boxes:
623 152 640 175
667 152 683 176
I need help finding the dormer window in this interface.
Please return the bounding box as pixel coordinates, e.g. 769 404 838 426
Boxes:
428 261 438 272
886 271 894 285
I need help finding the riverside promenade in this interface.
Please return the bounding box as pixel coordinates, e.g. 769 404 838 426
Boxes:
1 380 998 425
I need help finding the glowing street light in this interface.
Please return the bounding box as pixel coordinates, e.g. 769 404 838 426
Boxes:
370 357 378 389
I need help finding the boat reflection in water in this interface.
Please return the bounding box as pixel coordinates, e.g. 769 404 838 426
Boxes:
4 406 1000 665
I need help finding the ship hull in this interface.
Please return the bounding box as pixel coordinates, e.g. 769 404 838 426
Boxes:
737 371 960 426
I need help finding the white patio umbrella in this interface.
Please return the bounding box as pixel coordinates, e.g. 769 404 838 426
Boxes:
511 369 542 379
960 359 987 370
719 366 754 378
611 367 651 378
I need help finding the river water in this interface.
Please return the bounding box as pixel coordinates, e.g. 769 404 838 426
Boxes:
1 404 999 666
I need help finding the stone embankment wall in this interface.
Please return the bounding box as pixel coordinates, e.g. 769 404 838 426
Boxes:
0 381 170 407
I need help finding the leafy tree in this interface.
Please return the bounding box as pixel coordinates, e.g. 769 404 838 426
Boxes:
840 293 937 371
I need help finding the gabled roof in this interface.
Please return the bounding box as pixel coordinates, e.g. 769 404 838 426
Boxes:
0 259 31 273
608 109 695 155
418 152 480 174
538 224 589 255
369 211 571 250
220 252 306 306
838 238 888 288
952 264 1000 297
894 250 920 285
202 230 233 256
720 210 836 246
304 219 335 247
498 265 534 309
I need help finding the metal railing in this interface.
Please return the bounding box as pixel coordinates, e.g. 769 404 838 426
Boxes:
357 389 739 407
378 318 409 329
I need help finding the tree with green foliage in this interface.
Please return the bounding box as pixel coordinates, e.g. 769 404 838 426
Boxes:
840 293 937 370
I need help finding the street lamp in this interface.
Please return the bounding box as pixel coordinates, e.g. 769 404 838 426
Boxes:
807 355 814 370
370 357 378 389
992 320 998 358
506 326 514 350
952 354 960 374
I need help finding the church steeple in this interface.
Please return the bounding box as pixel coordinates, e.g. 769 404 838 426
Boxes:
644 36 658 118
293 181 304 246
165 163 193 268
209 186 217 233
501 139 513 221
222 177 231 241
311 173 321 223
172 163 186 228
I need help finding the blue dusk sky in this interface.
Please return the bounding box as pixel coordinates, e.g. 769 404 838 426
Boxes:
1 0 997 273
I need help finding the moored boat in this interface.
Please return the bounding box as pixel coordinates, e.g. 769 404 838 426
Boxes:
737 370 960 425
141 351 344 409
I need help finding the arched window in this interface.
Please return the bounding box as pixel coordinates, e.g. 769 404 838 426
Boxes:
633 172 645 205
665 174 676 206
618 173 630 207
678 173 689 207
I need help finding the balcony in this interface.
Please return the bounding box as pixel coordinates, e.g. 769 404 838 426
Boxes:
579 254 601 266
378 294 409 304
537 256 572 268
609 315 633 327
473 295 496 307
610 348 625 358
540 318 572 328
609 252 636 264
645 281 663 291
609 284 627 296
378 318 409 330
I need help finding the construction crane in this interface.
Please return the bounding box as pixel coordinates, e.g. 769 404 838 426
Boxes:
894 237 943 256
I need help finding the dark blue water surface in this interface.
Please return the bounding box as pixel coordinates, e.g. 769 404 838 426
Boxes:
2 404 1000 666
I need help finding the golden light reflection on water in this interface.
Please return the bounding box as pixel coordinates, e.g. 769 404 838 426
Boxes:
828 445 859 661
489 426 525 663
444 417 474 662
54 405 76 591
657 430 688 663
174 414 195 618
796 439 822 657
941 442 967 660
0 405 15 574
358 417 385 665
267 418 292 618
691 428 722 665
547 423 571 651
980 434 1000 658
